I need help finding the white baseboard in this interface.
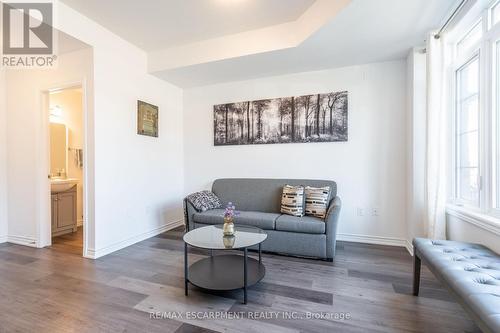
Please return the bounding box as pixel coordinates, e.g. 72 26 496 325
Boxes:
0 235 7 244
77 219 83 227
7 235 38 247
84 219 184 259
338 233 413 255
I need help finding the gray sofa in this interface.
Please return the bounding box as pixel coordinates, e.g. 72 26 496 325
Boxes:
413 238 500 333
184 178 342 260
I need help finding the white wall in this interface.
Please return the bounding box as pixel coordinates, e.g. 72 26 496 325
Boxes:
0 69 7 243
4 1 185 257
183 60 408 245
91 58 184 257
53 2 184 257
6 49 93 247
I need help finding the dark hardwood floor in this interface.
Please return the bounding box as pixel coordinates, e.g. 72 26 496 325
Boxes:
51 227 83 255
0 227 480 332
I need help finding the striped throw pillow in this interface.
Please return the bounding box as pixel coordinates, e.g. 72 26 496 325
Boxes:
280 185 305 217
305 186 330 219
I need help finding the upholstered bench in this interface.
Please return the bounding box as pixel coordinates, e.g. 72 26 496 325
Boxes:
413 238 500 333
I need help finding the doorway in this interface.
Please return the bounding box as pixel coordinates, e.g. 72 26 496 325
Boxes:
46 86 85 256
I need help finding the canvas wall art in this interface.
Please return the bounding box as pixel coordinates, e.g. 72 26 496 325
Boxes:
137 100 158 137
213 91 348 146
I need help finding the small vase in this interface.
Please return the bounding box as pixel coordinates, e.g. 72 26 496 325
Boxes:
223 217 235 236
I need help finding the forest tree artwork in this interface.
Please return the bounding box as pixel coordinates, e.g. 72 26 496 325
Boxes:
213 91 348 146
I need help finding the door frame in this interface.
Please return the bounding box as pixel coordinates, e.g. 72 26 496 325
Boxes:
38 79 92 258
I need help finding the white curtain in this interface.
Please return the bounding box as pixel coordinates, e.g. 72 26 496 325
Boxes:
424 31 448 240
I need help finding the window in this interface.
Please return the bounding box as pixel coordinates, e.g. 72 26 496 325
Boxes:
455 56 480 206
493 1 500 26
448 2 500 218
457 21 482 55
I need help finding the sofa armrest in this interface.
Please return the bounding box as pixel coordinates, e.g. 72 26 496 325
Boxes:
325 196 342 259
183 198 198 232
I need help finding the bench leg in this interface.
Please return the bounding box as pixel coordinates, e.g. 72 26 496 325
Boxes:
413 254 421 296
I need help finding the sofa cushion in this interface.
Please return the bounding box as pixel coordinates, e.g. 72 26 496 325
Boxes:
193 209 280 230
275 214 325 234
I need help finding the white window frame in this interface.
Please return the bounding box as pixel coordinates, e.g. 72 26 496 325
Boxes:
487 21 500 217
452 52 482 208
492 37 500 213
447 1 500 221
490 0 500 27
457 20 483 55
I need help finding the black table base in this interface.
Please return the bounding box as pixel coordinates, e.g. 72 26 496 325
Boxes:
184 244 265 304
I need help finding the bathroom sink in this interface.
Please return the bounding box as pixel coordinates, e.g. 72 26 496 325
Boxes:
51 178 79 193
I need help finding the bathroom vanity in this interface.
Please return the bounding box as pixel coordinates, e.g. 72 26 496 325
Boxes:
51 183 78 237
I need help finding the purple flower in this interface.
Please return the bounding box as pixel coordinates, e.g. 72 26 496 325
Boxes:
223 202 239 219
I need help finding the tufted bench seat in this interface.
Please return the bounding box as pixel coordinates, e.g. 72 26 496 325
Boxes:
413 238 500 333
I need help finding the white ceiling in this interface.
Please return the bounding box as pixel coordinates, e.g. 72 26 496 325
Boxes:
59 0 315 51
59 0 457 88
152 0 456 87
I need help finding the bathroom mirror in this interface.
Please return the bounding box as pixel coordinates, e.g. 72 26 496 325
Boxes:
50 123 68 177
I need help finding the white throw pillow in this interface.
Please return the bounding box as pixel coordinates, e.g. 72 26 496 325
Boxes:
304 186 330 219
280 185 305 217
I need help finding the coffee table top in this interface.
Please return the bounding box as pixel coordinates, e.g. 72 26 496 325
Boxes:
183 225 267 250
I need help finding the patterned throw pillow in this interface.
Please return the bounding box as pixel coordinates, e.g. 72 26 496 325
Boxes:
305 186 331 219
280 185 305 217
186 191 222 212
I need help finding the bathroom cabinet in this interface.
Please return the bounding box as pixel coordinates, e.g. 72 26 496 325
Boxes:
51 185 77 237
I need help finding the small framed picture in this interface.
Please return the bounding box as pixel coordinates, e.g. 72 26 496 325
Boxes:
137 100 158 137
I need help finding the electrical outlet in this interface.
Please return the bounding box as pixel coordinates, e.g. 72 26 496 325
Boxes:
356 208 364 216
372 208 380 216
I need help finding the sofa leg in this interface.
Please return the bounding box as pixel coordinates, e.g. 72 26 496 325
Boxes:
413 254 421 296
326 258 334 262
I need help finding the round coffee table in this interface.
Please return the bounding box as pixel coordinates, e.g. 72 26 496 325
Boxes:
183 225 267 304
